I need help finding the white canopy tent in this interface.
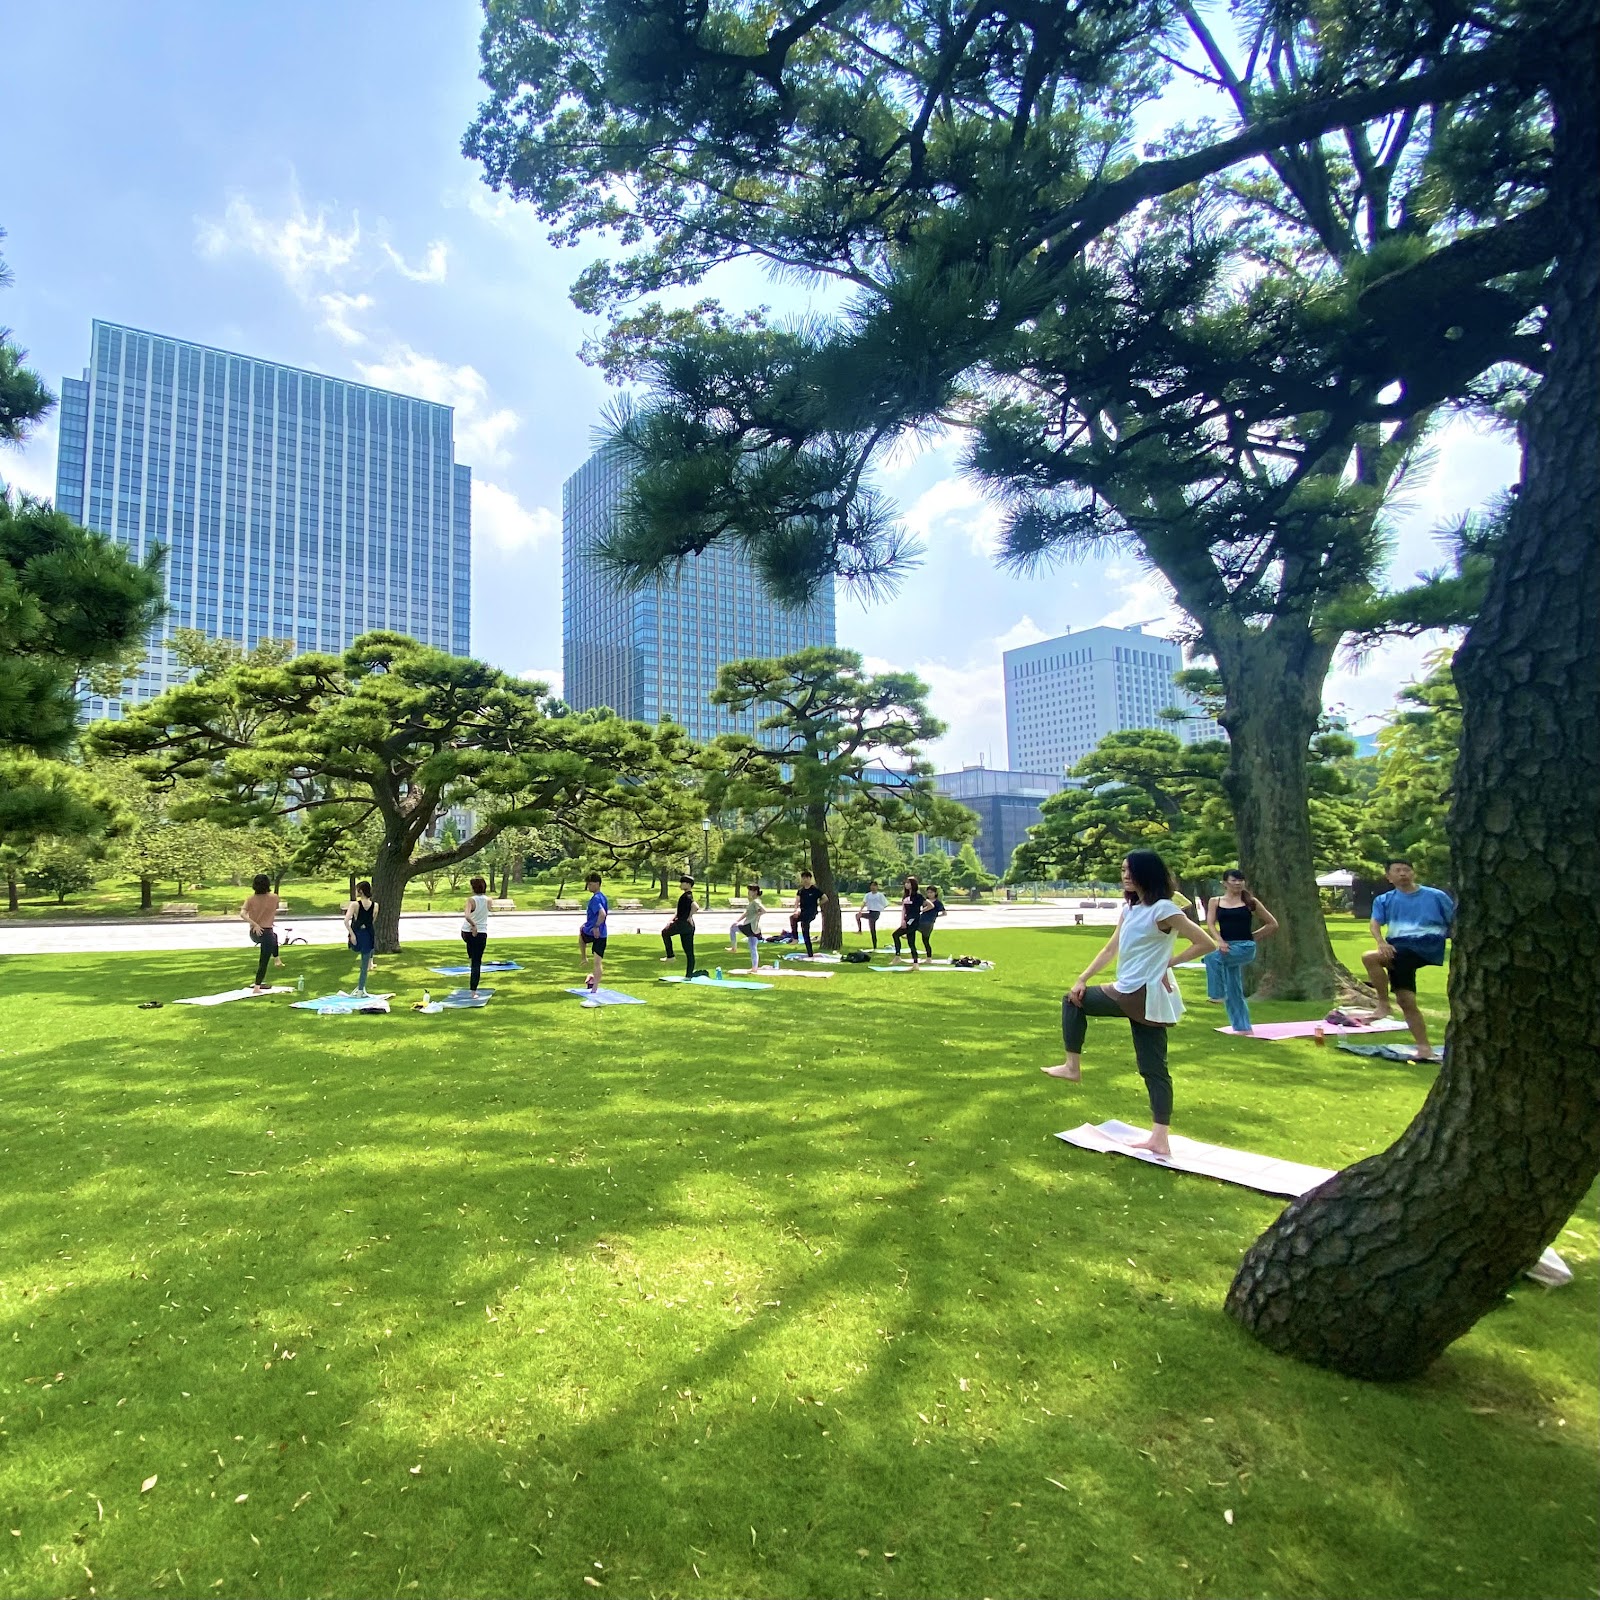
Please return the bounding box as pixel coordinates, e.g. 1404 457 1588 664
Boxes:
1315 870 1357 887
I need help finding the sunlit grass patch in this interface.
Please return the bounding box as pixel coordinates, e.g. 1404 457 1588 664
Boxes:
1 925 1594 1598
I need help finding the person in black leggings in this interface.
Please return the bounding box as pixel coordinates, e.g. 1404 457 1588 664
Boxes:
916 886 946 960
240 873 281 991
891 875 921 962
660 874 699 976
460 875 491 997
788 870 827 955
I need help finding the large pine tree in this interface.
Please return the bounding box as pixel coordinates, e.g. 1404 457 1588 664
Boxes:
469 0 1597 1376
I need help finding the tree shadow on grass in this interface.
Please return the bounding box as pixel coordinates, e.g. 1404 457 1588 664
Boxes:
0 935 1593 1598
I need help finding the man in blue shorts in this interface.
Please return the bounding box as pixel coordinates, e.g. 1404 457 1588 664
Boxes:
580 871 609 992
1362 858 1455 1062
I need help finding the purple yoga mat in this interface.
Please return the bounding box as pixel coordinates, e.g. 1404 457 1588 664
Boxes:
1217 1018 1409 1040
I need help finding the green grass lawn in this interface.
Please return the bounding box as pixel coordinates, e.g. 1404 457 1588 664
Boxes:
2 926 1594 1599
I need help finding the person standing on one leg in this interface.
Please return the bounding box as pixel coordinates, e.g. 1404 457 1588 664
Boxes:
344 881 379 995
240 874 282 992
1043 850 1217 1158
789 869 827 955
660 874 695 965
660 874 699 976
1360 858 1454 1062
917 885 946 961
732 883 765 970
1202 869 1279 1035
891 875 921 962
581 872 609 992
460 876 491 998
857 881 887 947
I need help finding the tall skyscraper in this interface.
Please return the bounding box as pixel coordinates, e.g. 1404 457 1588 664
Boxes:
562 447 835 742
1004 625 1224 774
56 320 471 717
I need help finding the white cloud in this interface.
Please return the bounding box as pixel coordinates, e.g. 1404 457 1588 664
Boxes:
196 193 361 293
993 614 1051 654
473 479 557 552
0 419 60 501
902 475 1006 557
355 345 520 465
520 666 564 697
318 291 374 346
1091 563 1185 636
382 240 449 283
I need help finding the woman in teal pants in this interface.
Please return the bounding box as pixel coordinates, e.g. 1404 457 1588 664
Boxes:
1204 869 1279 1033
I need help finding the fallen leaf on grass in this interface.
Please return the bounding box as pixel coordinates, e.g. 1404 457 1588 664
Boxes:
141 1475 158 1493
583 1578 602 1588
1224 1509 1235 1525
409 1466 422 1476
234 1494 248 1504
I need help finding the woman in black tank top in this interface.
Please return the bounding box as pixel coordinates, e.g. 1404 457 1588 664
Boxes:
1203 870 1279 1034
345 882 379 995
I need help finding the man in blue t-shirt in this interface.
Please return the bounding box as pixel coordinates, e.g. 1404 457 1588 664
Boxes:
579 871 609 992
1362 857 1455 1061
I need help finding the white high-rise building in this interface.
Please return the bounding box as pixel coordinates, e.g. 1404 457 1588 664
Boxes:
1004 625 1224 775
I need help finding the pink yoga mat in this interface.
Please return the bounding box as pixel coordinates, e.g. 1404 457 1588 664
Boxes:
1217 1018 1409 1040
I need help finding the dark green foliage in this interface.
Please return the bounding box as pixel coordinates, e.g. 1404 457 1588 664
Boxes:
89 631 695 947
705 647 971 945
0 494 166 757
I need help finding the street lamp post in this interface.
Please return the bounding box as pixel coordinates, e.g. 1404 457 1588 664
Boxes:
701 816 712 890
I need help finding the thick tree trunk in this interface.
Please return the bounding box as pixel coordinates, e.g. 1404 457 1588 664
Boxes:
139 876 153 911
1212 626 1350 1000
1226 30 1600 1379
371 836 412 954
6 871 17 912
807 808 843 950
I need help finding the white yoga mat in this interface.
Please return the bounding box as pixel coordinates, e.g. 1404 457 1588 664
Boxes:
1057 1119 1337 1196
752 967 834 979
1216 1018 1409 1040
564 987 646 1006
175 986 293 1006
1056 1121 1572 1288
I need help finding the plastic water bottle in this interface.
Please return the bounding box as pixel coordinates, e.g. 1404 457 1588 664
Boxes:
297 974 304 993
422 988 431 1008
715 966 722 982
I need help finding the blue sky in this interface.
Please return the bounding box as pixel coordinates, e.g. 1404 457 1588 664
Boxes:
1 1 1518 769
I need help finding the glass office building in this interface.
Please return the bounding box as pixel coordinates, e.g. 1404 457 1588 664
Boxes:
1004 625 1225 774
56 320 471 716
931 765 1067 876
562 447 835 742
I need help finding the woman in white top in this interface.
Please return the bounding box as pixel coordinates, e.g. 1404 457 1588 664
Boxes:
1043 850 1216 1157
856 881 889 947
460 875 492 997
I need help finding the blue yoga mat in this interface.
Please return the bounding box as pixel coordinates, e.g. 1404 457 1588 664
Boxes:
658 975 773 991
291 991 393 1015
428 961 522 975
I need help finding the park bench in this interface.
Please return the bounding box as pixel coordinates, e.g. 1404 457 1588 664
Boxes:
619 898 644 911
554 899 581 911
160 902 199 917
490 898 516 911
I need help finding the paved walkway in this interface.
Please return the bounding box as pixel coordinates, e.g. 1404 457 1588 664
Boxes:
0 899 1124 956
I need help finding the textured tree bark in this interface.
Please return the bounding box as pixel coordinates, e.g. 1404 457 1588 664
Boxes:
1210 624 1351 1000
139 876 153 912
371 837 413 954
1226 25 1600 1379
807 806 843 950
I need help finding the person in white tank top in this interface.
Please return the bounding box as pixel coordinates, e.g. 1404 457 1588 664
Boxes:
1042 851 1216 1158
460 875 492 997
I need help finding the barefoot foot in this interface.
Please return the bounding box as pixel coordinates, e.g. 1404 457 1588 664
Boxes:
1124 1132 1172 1158
1040 1062 1082 1081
